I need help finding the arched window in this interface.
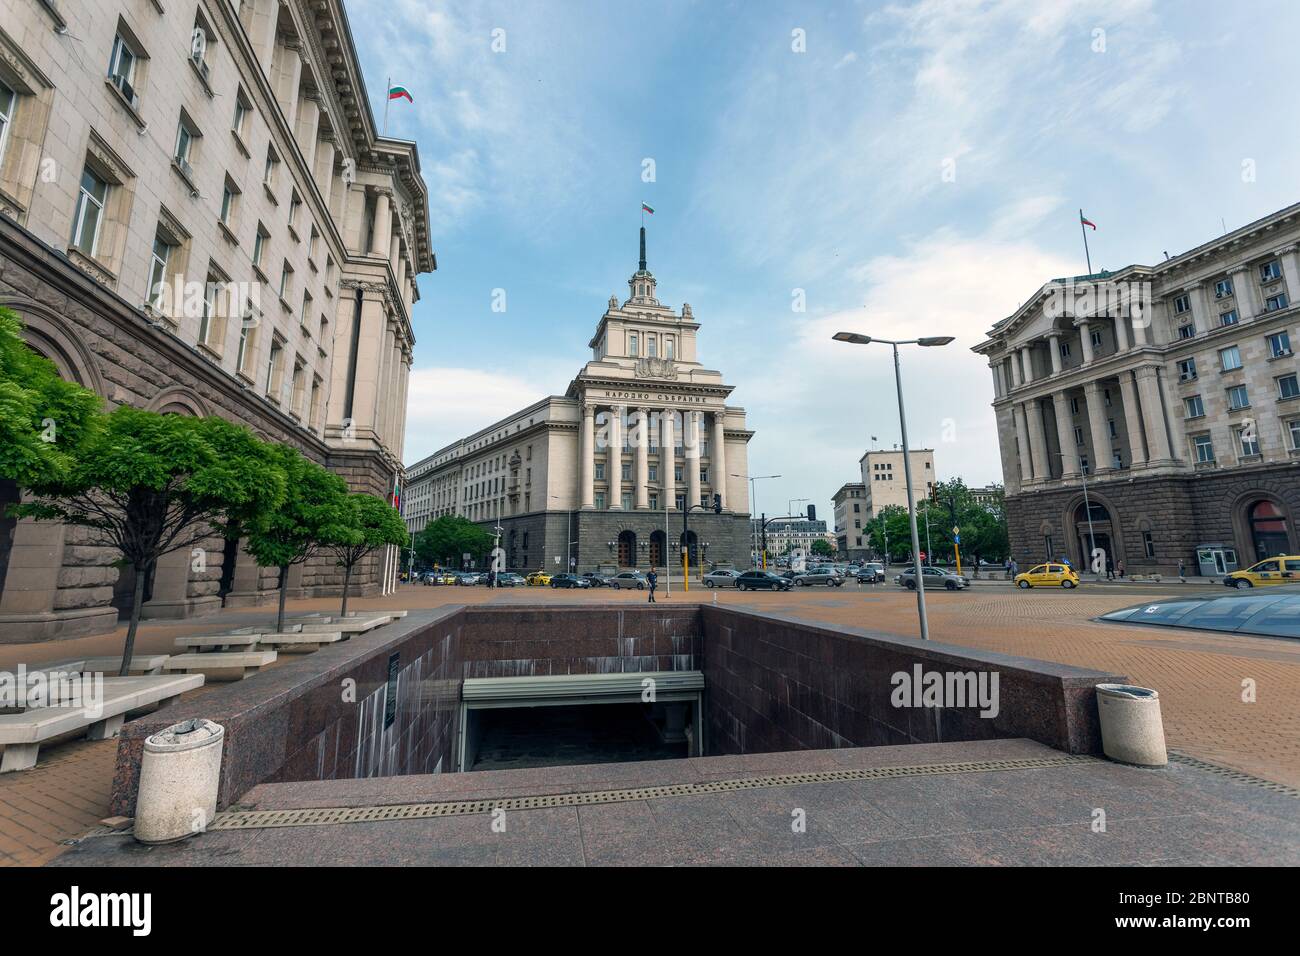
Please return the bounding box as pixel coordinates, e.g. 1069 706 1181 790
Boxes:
1248 500 1291 561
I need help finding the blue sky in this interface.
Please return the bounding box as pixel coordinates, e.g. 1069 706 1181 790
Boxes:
348 0 1300 520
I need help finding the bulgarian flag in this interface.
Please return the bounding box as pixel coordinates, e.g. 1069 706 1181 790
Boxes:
1080 212 1097 230
388 85 413 103
641 202 655 215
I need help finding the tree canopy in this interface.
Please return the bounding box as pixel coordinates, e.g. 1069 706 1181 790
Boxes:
414 514 493 568
865 479 1008 565
327 493 408 616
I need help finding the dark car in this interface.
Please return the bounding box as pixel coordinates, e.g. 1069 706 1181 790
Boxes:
581 572 613 587
736 570 793 592
550 573 592 589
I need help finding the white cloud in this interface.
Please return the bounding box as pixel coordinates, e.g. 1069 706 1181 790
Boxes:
403 365 556 462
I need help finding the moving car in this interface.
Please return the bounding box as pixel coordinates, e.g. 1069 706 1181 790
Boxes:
703 569 742 588
526 570 553 587
550 573 592 589
1014 564 1079 589
609 571 647 590
581 572 613 587
736 570 793 591
794 568 844 587
1224 555 1300 588
896 566 970 590
854 563 886 583
496 572 526 587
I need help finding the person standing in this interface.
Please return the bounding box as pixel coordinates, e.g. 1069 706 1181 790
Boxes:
1178 558 1186 583
647 568 658 604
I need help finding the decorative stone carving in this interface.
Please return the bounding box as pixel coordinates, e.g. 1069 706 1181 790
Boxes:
635 357 678 380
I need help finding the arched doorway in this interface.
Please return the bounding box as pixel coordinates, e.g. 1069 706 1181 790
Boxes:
617 530 637 567
649 530 666 569
1248 500 1291 560
679 530 699 568
1073 500 1115 572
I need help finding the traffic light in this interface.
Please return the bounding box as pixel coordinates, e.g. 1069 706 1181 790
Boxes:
806 504 816 521
712 493 722 514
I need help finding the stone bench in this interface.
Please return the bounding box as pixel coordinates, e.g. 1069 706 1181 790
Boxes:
301 615 392 635
164 650 278 682
174 632 263 652
0 674 203 772
254 631 345 653
35 655 172 677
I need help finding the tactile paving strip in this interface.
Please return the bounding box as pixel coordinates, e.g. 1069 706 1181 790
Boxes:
199 755 1096 832
1168 750 1299 798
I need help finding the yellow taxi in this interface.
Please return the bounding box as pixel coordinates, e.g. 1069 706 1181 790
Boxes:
1014 563 1080 589
436 570 458 585
1224 555 1300 589
526 570 553 587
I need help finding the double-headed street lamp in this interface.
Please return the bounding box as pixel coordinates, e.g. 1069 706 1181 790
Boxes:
833 331 954 641
732 472 781 567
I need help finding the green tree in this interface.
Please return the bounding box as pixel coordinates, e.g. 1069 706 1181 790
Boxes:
810 539 834 557
413 515 493 569
0 306 101 486
19 407 286 674
326 493 408 617
245 446 352 634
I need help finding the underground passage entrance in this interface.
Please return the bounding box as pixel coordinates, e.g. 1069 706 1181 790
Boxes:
457 671 704 772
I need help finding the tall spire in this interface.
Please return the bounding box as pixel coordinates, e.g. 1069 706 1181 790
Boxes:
639 225 647 272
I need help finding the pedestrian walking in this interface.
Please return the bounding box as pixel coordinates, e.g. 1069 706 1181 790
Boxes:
647 568 658 604
1117 561 1125 578
1106 557 1115 580
1178 558 1186 583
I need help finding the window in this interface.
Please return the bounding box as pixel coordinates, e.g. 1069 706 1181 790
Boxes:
1237 426 1260 458
288 191 302 232
1278 374 1300 400
146 234 171 310
0 80 14 166
252 223 268 268
1069 396 1080 415
1260 259 1283 282
1193 435 1215 464
236 315 256 376
1080 456 1090 475
70 166 108 256
265 338 284 398
621 493 633 511
1219 346 1242 371
648 465 658 482
675 494 685 511
232 93 250 139
649 494 658 510
1288 420 1300 450
1090 329 1103 349
594 463 605 480
173 116 198 177
700 467 709 483
621 463 631 481
108 33 139 105
1143 531 1156 558
1218 310 1239 327
674 465 683 482
1269 331 1292 357
190 17 213 79
1177 358 1197 382
628 332 638 357
1227 384 1250 410
1177 323 1195 339
1214 278 1233 298
1104 388 1113 407
1173 293 1191 314
665 336 674 359
594 493 606 510
198 275 219 346
1184 395 1204 419
290 359 306 416
300 290 312 329
1265 293 1289 312
220 182 236 225
263 147 280 192
647 335 657 358
1074 425 1085 445
279 261 293 300
1107 419 1118 439
1058 341 1071 358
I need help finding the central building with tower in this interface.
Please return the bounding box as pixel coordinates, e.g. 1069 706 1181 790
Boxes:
402 228 754 572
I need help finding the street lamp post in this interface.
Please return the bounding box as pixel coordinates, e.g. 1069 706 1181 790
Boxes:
834 331 954 641
549 496 573 575
732 473 780 567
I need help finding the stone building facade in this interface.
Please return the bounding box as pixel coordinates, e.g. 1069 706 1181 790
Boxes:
832 482 869 560
973 202 1300 577
403 228 754 573
859 447 937 518
0 0 434 641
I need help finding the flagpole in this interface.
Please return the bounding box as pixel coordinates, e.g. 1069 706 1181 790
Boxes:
1079 208 1093 274
383 75 390 136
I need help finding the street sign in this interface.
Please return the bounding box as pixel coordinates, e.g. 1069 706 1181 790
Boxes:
952 525 960 536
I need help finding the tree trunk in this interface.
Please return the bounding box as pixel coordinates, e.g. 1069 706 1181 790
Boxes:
276 564 288 633
120 562 149 677
340 562 353 618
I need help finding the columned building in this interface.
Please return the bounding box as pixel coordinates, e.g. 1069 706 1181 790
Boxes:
974 202 1300 576
0 0 434 641
404 227 754 572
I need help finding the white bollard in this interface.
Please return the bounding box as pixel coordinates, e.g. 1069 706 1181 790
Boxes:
1095 684 1167 767
134 719 225 844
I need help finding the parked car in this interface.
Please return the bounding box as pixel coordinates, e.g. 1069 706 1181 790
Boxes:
457 571 485 585
609 571 647 590
581 572 613 587
703 569 742 588
1015 563 1080 589
895 566 970 590
794 568 845 587
735 570 793 591
497 572 526 587
550 573 591 589
526 570 553 587
1223 555 1300 588
854 563 886 583
436 570 460 585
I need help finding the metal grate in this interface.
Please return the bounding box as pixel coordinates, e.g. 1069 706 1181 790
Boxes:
199 755 1095 832
1168 750 1299 798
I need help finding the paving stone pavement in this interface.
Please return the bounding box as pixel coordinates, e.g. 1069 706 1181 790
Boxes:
2 582 1296 865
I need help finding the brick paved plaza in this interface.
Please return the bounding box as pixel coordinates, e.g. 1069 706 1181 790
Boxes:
2 579 1296 866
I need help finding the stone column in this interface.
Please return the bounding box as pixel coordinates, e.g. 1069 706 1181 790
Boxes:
581 404 595 509
1023 399 1049 481
1112 312 1130 352
1020 345 1034 384
1010 352 1023 387
1048 333 1063 375
1184 281 1210 332
712 411 728 509
1136 366 1174 462
369 190 391 257
686 411 702 510
313 133 336 208
1012 404 1031 482
634 407 649 509
1118 372 1148 467
1226 268 1255 321
1084 381 1113 474
661 409 676 509
295 91 320 168
1052 392 1080 477
1277 245 1300 306
608 405 623 509
1077 319 1094 364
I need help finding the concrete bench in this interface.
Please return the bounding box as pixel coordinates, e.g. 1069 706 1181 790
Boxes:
0 674 203 772
164 650 277 682
254 631 344 653
301 615 391 635
174 632 263 652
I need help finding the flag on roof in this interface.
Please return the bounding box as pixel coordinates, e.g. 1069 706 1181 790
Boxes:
641 202 655 215
388 85 413 102
1080 212 1097 230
